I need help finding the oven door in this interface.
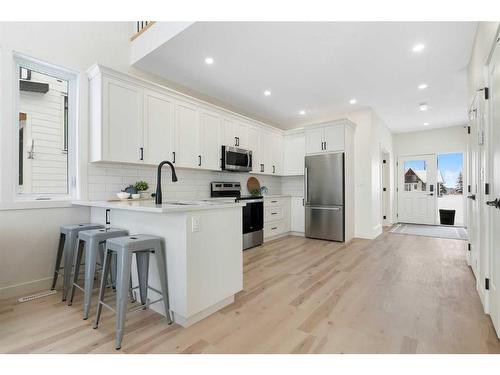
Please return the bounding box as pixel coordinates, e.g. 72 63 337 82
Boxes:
242 200 264 234
222 146 252 172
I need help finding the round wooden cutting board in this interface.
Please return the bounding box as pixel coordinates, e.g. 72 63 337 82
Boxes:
247 177 261 195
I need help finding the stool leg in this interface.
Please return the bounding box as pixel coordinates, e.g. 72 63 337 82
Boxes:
136 252 150 307
51 233 65 290
110 253 117 289
62 231 78 301
93 249 112 329
82 238 99 320
154 243 173 324
68 239 85 306
115 250 133 350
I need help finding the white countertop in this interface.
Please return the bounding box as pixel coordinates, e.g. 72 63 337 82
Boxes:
263 194 303 198
72 199 245 213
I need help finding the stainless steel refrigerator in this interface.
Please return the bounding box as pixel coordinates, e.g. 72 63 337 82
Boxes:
304 152 345 242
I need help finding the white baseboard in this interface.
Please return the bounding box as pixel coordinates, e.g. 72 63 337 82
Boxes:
0 276 57 301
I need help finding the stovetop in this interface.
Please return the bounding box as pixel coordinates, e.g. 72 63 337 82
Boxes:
238 195 263 200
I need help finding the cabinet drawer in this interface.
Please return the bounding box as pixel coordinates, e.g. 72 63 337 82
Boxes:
265 205 284 222
265 221 286 238
264 197 286 207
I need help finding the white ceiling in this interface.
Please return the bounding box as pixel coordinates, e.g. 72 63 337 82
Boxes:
134 22 477 133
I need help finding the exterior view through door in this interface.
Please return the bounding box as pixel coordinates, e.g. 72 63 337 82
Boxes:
398 153 464 226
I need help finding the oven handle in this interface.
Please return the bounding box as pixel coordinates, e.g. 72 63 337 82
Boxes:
239 199 263 203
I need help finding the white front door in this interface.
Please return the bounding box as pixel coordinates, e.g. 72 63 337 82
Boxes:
397 154 437 224
487 39 500 338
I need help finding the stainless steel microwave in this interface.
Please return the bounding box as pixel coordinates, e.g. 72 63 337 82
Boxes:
221 146 252 172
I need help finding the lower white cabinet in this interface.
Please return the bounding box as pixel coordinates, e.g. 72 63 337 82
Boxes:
290 197 305 233
264 197 290 240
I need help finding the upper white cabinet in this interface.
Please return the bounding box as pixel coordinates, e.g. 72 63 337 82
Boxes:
283 133 305 175
305 123 344 154
222 118 248 148
199 110 222 170
143 89 174 165
88 65 289 175
246 126 261 173
174 101 200 168
94 74 143 163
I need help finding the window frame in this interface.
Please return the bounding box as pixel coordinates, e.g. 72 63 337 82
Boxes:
13 53 78 202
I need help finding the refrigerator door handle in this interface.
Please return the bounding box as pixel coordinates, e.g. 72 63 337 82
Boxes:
308 206 341 211
304 167 309 204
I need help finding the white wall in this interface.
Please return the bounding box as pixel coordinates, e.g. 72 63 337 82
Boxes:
394 126 467 156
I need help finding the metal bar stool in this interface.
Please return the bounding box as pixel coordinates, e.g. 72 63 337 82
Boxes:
51 223 104 301
67 227 129 320
93 234 173 350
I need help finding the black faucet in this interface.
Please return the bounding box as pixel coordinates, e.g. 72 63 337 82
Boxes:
155 160 178 204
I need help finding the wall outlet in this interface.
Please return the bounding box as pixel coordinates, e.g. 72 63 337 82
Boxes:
192 216 200 232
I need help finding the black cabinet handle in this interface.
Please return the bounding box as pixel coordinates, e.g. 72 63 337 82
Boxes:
198 155 202 166
234 137 237 146
273 165 275 174
105 209 111 225
271 212 277 215
172 151 176 163
486 198 499 208
139 147 144 160
261 164 264 173
324 141 327 150
237 137 240 146
271 227 278 230
467 194 476 200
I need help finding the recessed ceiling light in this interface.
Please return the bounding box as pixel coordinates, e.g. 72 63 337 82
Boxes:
418 83 428 90
419 103 429 111
264 90 271 96
349 98 357 105
423 122 429 126
204 57 214 65
412 43 425 52
299 110 306 115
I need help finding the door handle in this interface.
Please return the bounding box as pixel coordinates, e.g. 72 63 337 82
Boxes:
486 198 499 208
467 194 476 200
304 167 309 203
308 206 341 211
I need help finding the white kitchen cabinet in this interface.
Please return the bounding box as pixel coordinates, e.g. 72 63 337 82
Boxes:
93 74 143 163
324 124 345 152
305 123 345 154
290 197 305 233
264 196 290 240
283 133 305 175
260 130 273 174
270 133 283 175
222 117 248 148
143 89 175 165
174 101 200 168
305 127 324 154
247 126 261 173
199 110 221 170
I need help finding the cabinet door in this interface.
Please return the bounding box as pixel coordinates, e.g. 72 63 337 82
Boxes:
283 133 305 175
174 101 200 167
305 127 324 154
102 76 143 163
222 117 237 147
270 133 283 175
260 130 273 174
324 124 345 152
199 110 221 170
291 197 305 233
143 89 174 165
234 122 248 148
247 126 261 173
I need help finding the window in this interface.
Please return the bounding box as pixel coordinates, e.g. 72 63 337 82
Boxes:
403 159 427 192
14 55 77 200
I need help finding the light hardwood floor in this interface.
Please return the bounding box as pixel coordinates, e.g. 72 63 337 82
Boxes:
1 231 499 354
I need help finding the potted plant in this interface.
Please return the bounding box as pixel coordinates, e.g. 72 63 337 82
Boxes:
134 181 150 199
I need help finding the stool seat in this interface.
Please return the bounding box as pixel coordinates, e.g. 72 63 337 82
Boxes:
106 234 162 252
68 227 129 319
94 234 172 350
52 223 104 301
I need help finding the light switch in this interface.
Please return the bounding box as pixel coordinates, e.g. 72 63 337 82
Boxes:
192 216 200 232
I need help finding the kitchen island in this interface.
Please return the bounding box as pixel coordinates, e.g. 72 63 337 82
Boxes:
73 199 245 327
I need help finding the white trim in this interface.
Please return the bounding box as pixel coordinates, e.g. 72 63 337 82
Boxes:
12 52 79 203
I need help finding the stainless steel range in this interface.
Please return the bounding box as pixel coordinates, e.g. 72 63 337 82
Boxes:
210 182 264 250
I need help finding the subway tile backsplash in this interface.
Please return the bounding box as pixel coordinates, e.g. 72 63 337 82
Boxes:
87 163 283 201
